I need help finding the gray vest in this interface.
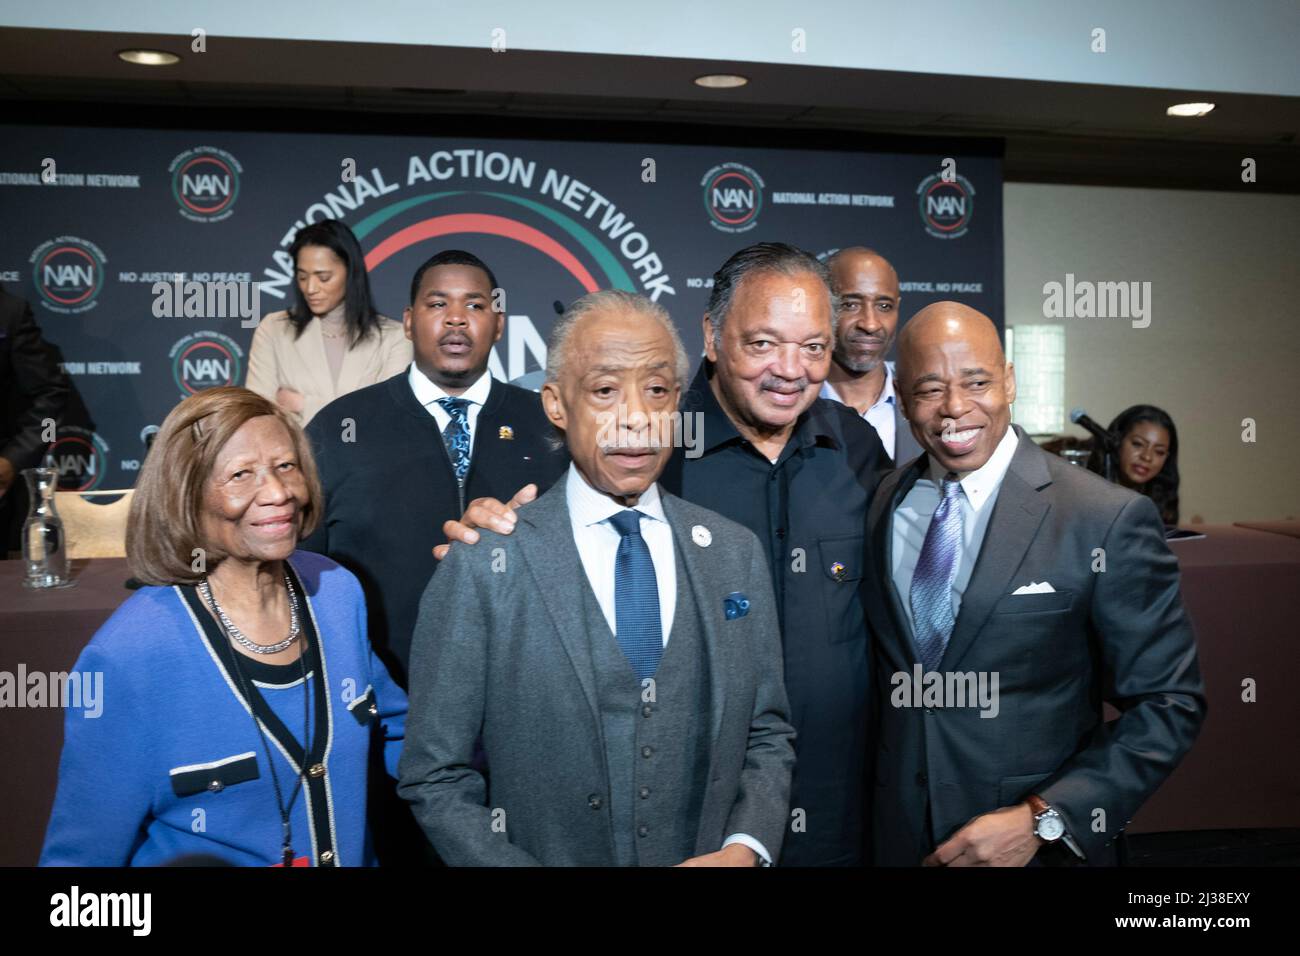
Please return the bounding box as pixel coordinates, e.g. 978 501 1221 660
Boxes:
581 544 713 866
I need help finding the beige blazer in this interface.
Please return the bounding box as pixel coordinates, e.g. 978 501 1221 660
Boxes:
245 310 413 426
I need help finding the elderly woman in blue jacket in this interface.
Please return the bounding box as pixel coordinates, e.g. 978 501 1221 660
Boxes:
41 386 406 867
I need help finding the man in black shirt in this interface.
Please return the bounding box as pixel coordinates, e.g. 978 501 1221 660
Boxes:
444 244 886 865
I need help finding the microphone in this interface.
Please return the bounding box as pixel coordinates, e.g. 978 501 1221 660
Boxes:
553 300 565 316
1069 408 1113 448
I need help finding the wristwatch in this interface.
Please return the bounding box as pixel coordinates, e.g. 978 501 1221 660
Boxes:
1027 794 1065 842
1028 794 1085 859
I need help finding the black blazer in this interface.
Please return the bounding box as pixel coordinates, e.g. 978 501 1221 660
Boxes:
303 371 567 686
866 425 1205 865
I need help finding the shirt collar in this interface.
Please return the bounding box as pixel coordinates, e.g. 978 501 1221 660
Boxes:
565 461 667 528
926 423 1020 513
819 360 897 411
408 364 492 410
685 360 839 456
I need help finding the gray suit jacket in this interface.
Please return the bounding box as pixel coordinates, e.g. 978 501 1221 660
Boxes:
892 401 924 469
867 425 1205 865
397 479 796 866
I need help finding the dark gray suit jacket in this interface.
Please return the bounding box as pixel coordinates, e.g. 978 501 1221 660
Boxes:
867 425 1206 865
397 479 796 865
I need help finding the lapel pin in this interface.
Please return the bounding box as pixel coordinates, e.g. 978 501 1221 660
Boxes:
691 525 712 548
831 561 847 581
498 425 514 440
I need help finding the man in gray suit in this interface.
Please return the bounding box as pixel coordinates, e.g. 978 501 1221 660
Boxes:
868 301 1205 866
822 247 924 467
398 290 796 866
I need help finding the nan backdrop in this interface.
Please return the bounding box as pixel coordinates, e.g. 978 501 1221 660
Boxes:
0 124 1002 491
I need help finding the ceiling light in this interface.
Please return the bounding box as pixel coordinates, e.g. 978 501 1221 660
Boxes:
1166 102 1215 117
694 74 748 89
117 49 181 67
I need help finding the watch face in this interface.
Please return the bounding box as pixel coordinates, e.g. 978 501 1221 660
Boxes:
1037 813 1066 841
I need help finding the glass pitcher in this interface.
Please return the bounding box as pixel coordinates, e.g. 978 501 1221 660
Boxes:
22 466 72 588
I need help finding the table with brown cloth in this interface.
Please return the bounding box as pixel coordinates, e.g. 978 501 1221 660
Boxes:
1127 524 1300 834
2 525 1298 865
0 558 134 867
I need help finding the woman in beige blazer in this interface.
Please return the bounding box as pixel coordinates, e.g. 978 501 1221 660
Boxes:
246 219 412 426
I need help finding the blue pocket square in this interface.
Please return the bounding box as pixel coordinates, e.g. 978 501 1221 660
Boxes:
723 592 751 620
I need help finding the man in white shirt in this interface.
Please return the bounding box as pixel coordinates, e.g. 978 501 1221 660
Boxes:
822 247 923 466
400 290 795 867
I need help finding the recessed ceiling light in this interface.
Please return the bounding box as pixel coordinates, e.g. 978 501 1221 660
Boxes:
694 74 748 89
117 49 181 67
1167 102 1215 117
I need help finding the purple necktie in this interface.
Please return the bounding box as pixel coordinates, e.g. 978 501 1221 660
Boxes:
909 475 964 671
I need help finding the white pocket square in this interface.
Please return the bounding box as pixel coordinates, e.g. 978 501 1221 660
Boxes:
1012 581 1056 595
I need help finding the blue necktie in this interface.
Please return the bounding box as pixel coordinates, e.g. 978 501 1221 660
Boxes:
909 475 965 671
609 509 663 681
436 397 471 485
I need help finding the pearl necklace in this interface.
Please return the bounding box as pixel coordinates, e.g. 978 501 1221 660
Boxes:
198 571 301 655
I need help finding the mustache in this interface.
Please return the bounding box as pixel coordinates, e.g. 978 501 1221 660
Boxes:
439 330 473 345
845 330 886 346
760 375 810 393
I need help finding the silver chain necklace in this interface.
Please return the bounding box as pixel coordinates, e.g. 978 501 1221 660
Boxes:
198 570 301 655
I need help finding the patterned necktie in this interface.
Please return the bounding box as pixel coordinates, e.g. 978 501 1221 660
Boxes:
436 397 471 485
609 509 663 681
909 474 965 671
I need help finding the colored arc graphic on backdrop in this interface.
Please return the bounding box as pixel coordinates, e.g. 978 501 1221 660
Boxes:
353 190 636 291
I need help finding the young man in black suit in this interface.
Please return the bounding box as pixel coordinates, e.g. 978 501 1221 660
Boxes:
302 251 566 688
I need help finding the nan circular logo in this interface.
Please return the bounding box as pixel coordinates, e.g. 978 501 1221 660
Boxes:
29 237 107 314
170 147 242 222
702 163 764 233
917 172 975 239
47 426 110 492
170 331 245 396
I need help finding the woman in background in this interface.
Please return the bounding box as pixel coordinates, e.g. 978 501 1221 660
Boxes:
1090 404 1181 525
246 219 411 426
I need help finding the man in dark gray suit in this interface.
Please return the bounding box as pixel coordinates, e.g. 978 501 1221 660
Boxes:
868 301 1205 866
398 290 796 866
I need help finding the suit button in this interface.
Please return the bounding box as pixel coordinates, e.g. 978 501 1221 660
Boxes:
588 794 603 810
642 705 653 717
924 708 935 716
320 850 334 865
916 772 928 787
637 825 649 838
639 786 651 799
641 746 653 758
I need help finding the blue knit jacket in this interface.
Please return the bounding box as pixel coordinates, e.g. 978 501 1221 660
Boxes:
40 550 407 867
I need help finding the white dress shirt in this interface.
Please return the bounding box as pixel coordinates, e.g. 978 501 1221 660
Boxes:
565 463 676 645
564 463 769 864
890 425 1020 634
820 360 898 460
409 365 493 454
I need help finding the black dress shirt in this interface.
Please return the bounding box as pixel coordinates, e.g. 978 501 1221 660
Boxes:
660 361 887 866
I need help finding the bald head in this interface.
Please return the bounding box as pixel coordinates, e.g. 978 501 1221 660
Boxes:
896 301 1015 477
827 247 900 374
